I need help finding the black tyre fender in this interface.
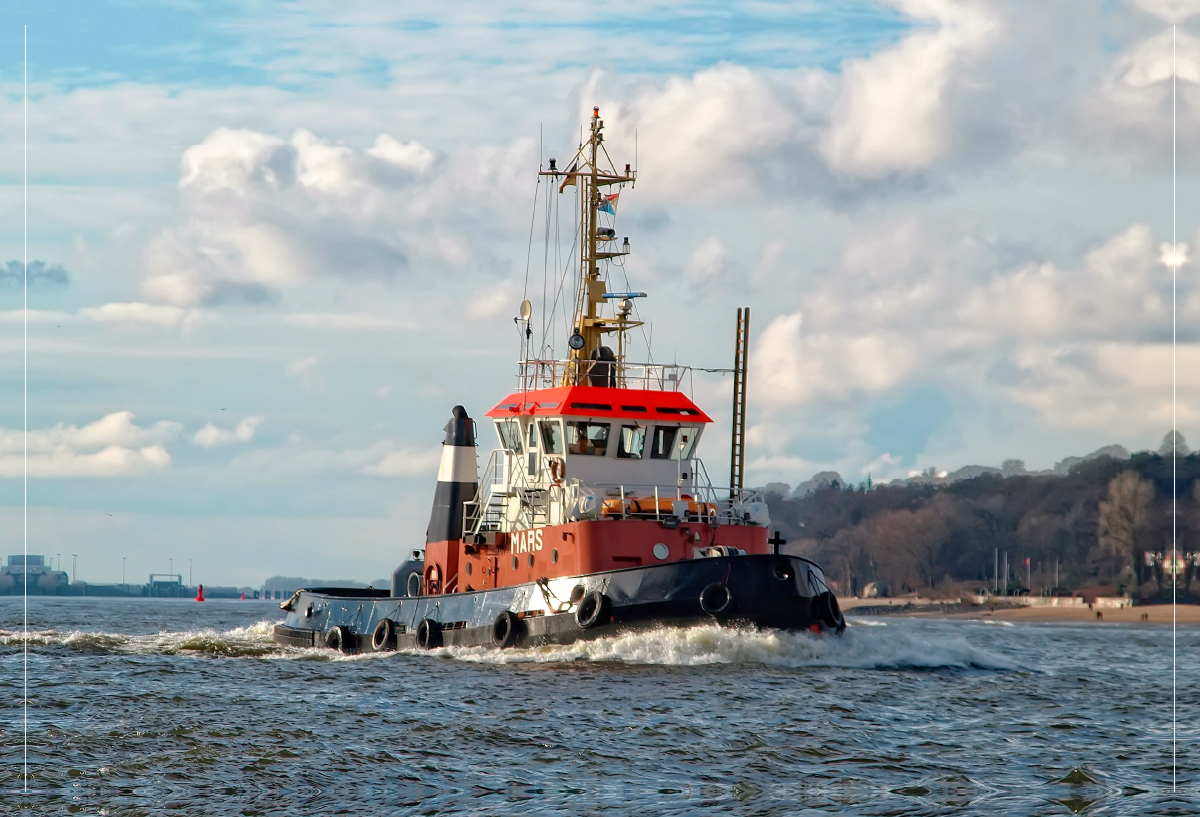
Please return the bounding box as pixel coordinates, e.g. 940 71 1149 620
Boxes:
324 624 355 654
574 590 611 629
415 617 442 649
491 610 522 648
371 618 396 652
812 592 846 632
698 583 734 616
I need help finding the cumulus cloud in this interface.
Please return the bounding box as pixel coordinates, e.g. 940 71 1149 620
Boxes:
1128 0 1200 23
269 312 401 330
286 355 320 377
750 219 1196 438
753 312 915 407
0 309 71 324
0 260 70 289
193 416 262 448
820 0 999 176
686 237 734 287
467 281 518 319
0 411 180 478
1084 26 1200 159
228 440 440 479
79 302 210 333
141 127 533 307
363 447 443 477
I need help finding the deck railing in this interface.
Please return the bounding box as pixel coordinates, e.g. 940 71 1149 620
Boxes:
516 359 691 392
463 452 764 536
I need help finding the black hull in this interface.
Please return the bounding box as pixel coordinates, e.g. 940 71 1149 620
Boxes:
272 554 844 653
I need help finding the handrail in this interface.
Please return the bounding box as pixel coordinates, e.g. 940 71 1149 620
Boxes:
516 358 691 392
464 452 765 536
464 447 552 537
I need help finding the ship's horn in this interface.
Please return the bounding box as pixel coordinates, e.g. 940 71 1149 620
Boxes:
425 405 478 544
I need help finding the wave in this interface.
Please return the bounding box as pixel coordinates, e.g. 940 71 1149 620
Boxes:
0 620 283 658
1 621 1018 671
423 623 1019 671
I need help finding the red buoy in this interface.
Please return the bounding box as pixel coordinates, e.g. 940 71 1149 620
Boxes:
240 592 245 600
196 584 205 602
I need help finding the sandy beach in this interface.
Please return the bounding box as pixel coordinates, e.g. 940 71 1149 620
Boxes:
951 604 1200 625
845 600 1200 624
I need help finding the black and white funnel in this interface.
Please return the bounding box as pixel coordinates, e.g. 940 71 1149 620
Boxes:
425 405 478 544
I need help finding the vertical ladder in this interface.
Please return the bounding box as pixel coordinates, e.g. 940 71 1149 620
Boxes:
729 307 750 500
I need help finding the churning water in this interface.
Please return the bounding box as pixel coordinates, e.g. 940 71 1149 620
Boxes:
2 597 1196 815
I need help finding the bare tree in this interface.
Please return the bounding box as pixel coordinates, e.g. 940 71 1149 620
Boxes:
1097 470 1155 581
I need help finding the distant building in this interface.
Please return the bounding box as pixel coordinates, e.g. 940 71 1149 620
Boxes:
0 555 69 595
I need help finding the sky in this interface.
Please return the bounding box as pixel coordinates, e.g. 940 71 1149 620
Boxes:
0 0 1197 586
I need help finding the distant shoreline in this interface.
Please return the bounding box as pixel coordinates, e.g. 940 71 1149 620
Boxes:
847 601 1200 624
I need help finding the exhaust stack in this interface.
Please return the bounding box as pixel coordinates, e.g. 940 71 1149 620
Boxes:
426 405 478 544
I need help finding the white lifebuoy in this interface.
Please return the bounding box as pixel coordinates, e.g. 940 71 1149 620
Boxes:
549 458 565 485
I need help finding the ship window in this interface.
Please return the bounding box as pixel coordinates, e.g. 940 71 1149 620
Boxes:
617 425 646 459
496 419 523 454
527 421 538 449
649 426 678 459
650 425 702 460
539 420 564 454
676 426 701 460
566 422 610 456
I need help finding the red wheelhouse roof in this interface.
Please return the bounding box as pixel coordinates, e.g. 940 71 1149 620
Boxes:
485 386 712 423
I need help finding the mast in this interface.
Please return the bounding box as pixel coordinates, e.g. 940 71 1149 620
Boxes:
729 307 750 499
540 106 640 386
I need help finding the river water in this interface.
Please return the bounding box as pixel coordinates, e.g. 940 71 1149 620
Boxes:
2 597 1196 815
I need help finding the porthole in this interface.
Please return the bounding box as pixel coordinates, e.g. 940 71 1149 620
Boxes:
511 556 519 570
551 548 559 564
653 543 669 561
528 554 535 568
465 562 473 576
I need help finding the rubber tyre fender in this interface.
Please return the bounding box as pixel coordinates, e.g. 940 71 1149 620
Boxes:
415 617 442 649
574 590 611 629
811 592 845 632
324 624 354 654
371 618 396 652
491 610 522 649
698 583 734 616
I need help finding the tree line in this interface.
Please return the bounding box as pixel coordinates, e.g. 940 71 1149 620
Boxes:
771 451 1200 600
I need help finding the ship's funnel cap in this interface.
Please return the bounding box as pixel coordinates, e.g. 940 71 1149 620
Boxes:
443 405 475 447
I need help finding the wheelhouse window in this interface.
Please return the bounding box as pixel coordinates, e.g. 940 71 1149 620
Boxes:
526 420 538 475
566 422 611 456
617 425 646 459
496 419 523 453
649 426 677 459
649 425 702 460
675 425 701 460
539 419 564 455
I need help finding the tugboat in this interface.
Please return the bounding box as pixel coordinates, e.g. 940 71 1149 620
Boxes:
273 107 845 653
